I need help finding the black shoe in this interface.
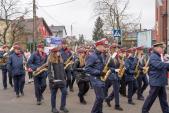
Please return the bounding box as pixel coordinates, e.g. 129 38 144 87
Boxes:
115 105 123 111
128 101 135 105
70 88 74 92
60 107 69 113
4 87 7 90
16 94 20 98
138 95 144 101
21 92 24 96
105 98 111 107
10 84 13 88
138 97 144 101
41 95 44 100
37 101 42 105
51 108 59 113
81 99 87 105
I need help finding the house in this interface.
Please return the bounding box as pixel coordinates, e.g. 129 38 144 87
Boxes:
49 25 67 38
155 0 167 42
11 17 52 50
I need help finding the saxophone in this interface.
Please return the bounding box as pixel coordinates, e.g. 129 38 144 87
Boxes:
100 52 117 81
0 47 14 65
33 63 48 76
118 55 125 78
64 54 73 70
143 57 150 75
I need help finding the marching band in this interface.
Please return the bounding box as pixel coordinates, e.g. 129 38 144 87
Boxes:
0 39 169 113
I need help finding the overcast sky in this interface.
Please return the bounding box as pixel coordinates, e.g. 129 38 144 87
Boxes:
21 0 155 40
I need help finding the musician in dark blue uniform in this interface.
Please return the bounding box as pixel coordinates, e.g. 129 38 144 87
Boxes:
125 48 138 105
60 40 73 92
136 47 148 100
7 45 25 97
105 45 123 111
142 43 169 113
0 45 13 89
85 38 108 113
28 44 48 105
73 48 90 105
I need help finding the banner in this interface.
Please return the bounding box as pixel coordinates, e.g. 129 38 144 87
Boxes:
137 30 152 48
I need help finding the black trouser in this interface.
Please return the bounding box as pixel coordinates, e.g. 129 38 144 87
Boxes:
28 72 33 79
126 80 138 102
142 86 169 113
13 75 25 95
137 75 148 98
34 75 47 101
105 79 113 97
65 69 72 90
77 81 89 102
106 80 120 106
120 75 126 96
2 69 13 88
70 71 76 90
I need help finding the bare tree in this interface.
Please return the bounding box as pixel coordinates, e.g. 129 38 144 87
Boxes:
0 0 29 45
95 0 141 34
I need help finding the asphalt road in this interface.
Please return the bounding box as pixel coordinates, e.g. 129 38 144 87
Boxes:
0 73 167 113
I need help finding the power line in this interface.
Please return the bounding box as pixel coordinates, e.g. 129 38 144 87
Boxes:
37 4 64 25
38 0 78 7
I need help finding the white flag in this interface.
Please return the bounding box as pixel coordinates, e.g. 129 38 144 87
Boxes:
156 0 163 7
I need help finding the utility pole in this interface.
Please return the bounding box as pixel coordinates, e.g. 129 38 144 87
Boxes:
71 24 73 37
33 0 36 52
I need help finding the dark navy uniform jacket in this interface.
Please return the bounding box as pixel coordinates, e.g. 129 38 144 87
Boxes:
60 48 72 63
125 56 138 81
28 51 47 71
0 51 7 69
85 50 104 77
7 53 25 76
108 57 120 81
148 51 169 86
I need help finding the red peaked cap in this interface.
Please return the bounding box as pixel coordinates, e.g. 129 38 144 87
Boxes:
51 47 59 52
77 48 86 53
95 38 109 47
119 48 126 53
37 44 44 48
13 45 21 50
127 48 136 53
2 45 9 49
136 46 144 50
110 45 117 49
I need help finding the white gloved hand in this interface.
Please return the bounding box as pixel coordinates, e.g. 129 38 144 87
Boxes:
115 69 120 73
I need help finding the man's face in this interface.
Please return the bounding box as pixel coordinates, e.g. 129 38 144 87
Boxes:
155 46 164 54
14 49 20 54
62 44 67 49
37 48 44 52
4 47 9 52
97 45 106 53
